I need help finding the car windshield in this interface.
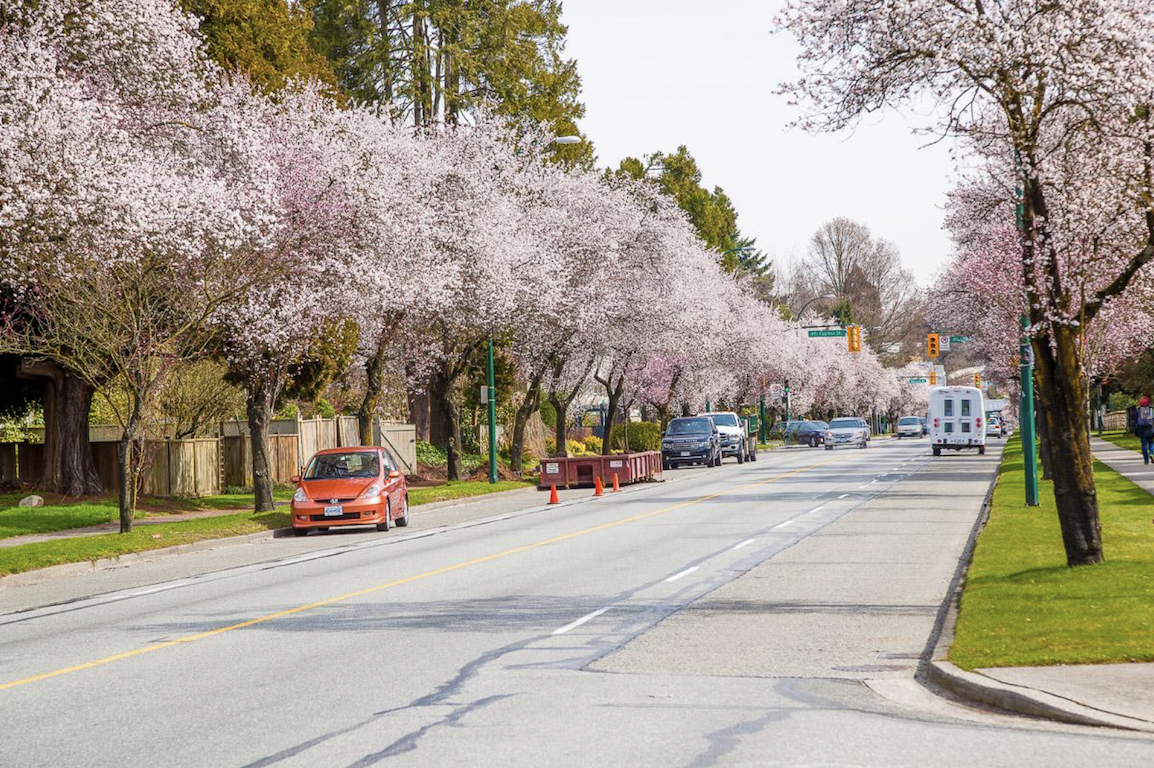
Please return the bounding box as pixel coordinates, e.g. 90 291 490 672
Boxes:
668 418 711 435
899 417 920 425
305 452 379 479
829 419 860 429
708 413 739 427
806 421 827 429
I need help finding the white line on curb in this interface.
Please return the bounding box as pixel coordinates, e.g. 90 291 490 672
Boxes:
130 581 190 597
665 566 700 582
552 607 611 635
731 539 755 551
773 519 795 530
808 504 826 515
837 494 848 499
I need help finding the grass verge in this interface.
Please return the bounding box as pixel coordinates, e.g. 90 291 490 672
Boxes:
408 479 536 506
950 435 1154 669
0 512 290 577
0 478 535 577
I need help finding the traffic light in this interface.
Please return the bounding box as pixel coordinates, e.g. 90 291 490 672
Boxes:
929 370 938 385
847 325 861 353
927 333 940 358
973 373 982 389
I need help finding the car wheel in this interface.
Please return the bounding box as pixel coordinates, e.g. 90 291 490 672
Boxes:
293 527 309 537
396 496 410 527
737 447 745 464
376 500 391 532
979 445 987 455
317 527 329 532
932 447 941 457
825 445 833 451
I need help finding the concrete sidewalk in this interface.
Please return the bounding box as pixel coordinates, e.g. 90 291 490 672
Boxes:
926 437 1154 734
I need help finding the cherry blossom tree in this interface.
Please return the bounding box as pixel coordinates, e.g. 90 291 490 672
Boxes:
778 0 1154 565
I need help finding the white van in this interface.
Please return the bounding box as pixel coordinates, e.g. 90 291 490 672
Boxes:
928 386 986 456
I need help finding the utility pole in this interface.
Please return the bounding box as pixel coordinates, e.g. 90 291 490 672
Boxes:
759 393 767 443
487 338 497 484
1019 315 1039 505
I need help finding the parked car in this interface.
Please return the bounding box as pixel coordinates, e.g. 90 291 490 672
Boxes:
792 420 829 447
929 386 986 456
920 417 928 435
662 416 722 469
824 417 869 449
985 415 1004 438
700 411 756 463
291 447 409 535
896 416 923 439
768 420 800 440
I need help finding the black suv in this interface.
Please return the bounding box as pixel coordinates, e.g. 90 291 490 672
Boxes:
661 416 722 469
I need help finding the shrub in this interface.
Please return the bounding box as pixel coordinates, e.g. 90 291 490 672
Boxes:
566 438 588 456
583 435 602 453
544 437 557 455
539 400 558 429
416 440 447 467
609 421 662 453
315 398 336 419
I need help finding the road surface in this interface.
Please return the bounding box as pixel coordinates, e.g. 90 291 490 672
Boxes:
1 438 1151 766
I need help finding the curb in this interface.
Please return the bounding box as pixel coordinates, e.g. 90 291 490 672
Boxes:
916 447 1154 734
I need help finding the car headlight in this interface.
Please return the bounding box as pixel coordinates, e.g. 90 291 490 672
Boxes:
360 483 383 499
292 487 308 503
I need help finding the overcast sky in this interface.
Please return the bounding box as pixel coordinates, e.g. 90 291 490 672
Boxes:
561 0 959 285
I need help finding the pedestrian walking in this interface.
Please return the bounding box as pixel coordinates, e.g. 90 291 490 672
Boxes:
1136 396 1154 464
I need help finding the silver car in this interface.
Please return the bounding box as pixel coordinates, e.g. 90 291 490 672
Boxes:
896 416 923 439
824 417 869 449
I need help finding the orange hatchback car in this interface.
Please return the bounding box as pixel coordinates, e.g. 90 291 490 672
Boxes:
291 447 409 535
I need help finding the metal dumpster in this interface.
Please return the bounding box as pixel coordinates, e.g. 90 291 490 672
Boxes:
537 451 662 489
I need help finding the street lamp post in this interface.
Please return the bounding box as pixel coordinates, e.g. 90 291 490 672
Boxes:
1019 315 1040 506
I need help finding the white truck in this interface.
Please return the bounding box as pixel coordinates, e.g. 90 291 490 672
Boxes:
700 411 757 464
928 386 987 456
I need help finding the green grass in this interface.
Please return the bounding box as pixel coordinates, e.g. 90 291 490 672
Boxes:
950 435 1154 669
0 502 118 540
408 479 535 506
0 511 290 577
0 486 295 542
1097 429 1141 453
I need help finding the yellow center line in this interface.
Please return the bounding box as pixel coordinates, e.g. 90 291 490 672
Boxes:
1 456 841 693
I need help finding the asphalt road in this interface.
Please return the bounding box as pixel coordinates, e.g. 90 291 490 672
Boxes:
1 438 1151 767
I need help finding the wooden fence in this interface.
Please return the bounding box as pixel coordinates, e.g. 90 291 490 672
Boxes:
2 416 417 498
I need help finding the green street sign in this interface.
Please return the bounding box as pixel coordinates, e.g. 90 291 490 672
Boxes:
907 378 928 384
808 329 847 338
949 335 972 344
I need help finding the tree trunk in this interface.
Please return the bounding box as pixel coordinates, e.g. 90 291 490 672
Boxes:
427 370 449 447
1033 328 1103 566
548 391 570 457
1035 387 1053 480
433 374 464 480
405 364 431 442
358 349 387 446
509 371 543 475
17 360 101 495
116 435 138 533
247 375 277 513
599 374 625 456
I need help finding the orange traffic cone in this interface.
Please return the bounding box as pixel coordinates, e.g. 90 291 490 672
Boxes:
549 484 559 505
594 476 604 496
611 474 620 493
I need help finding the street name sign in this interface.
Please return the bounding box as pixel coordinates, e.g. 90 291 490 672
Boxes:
808 329 847 338
950 335 972 343
907 378 928 384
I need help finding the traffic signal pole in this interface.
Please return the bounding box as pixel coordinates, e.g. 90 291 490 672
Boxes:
1019 315 1039 506
487 337 498 484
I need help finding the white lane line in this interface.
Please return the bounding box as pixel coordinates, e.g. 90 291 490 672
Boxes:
773 519 795 530
552 607 611 635
732 538 756 551
665 566 700 583
276 552 331 566
868 479 879 485
837 494 848 499
808 504 826 515
130 581 190 597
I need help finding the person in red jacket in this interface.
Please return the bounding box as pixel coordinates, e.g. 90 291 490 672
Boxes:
1136 396 1154 464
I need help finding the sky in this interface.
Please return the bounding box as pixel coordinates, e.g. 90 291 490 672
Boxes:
560 0 960 285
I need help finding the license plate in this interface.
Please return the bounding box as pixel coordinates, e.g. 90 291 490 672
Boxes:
323 505 343 517
680 451 690 457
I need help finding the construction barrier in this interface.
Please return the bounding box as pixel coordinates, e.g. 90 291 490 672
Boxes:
537 451 662 490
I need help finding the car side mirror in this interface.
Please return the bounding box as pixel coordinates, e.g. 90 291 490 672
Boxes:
388 470 401 479
291 475 301 484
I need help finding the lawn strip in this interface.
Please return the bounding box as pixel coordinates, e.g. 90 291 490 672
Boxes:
0 512 290 577
408 479 536 506
949 435 1154 670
